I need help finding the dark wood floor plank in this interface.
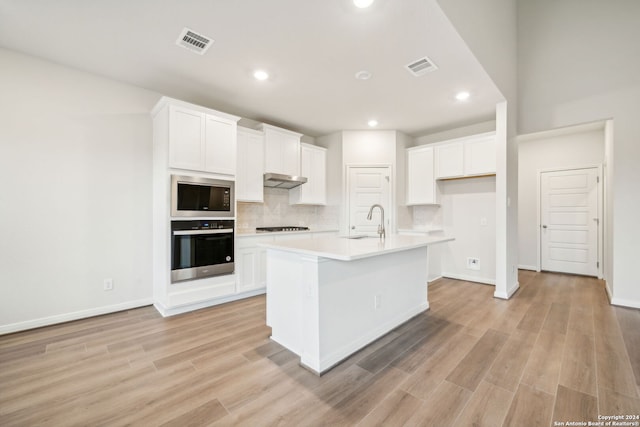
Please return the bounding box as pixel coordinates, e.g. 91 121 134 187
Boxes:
445 328 509 391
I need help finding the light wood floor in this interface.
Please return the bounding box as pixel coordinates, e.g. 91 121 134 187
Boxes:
1 271 639 426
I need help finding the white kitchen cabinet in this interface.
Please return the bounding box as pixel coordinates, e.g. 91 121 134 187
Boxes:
168 103 238 175
235 231 338 292
290 143 327 205
435 142 464 179
236 235 271 293
236 127 264 202
406 145 437 205
463 134 496 176
261 124 302 177
434 132 496 180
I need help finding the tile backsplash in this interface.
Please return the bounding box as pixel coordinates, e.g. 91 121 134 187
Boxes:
237 187 339 232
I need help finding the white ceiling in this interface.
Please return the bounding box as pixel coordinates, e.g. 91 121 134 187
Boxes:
0 0 504 137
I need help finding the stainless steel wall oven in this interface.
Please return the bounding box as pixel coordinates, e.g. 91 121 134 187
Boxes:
171 220 234 283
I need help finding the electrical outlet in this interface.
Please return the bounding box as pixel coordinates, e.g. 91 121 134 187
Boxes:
480 217 488 226
103 278 113 291
374 294 381 309
466 258 480 271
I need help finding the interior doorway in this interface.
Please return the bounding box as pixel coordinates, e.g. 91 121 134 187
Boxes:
539 167 601 277
346 166 391 237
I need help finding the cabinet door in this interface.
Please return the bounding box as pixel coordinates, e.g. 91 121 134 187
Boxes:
204 115 236 175
236 246 267 292
464 135 496 176
169 105 205 171
281 133 300 176
406 146 436 205
237 129 264 202
435 142 464 179
290 144 326 205
264 128 300 176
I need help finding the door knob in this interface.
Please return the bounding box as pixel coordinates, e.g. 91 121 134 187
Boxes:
542 225 547 229
351 226 355 229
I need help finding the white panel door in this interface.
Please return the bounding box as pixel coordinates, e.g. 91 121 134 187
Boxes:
348 167 391 236
541 168 598 276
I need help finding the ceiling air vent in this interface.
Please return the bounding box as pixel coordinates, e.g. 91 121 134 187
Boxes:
176 27 213 55
405 56 438 76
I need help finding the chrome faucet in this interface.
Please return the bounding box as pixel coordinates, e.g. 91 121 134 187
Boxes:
367 204 386 240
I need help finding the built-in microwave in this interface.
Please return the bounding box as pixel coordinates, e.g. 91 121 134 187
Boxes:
171 175 234 218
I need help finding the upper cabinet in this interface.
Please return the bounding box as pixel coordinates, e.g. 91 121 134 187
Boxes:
290 143 327 205
236 127 264 203
261 124 302 177
434 132 496 180
156 99 239 176
406 145 437 205
435 142 464 179
463 134 496 177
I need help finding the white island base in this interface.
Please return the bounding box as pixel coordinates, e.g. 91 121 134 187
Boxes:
262 235 453 375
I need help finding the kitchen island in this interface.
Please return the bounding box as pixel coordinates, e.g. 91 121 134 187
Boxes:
260 234 453 375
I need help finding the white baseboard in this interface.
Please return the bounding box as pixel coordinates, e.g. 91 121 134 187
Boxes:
428 275 443 284
611 296 640 309
154 288 266 317
494 282 520 300
518 264 538 271
0 298 154 335
604 280 613 303
442 272 495 286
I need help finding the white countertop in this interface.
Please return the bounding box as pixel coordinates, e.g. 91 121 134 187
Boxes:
236 229 338 237
259 234 454 261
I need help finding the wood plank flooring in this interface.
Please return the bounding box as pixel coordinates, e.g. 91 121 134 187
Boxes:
1 271 639 426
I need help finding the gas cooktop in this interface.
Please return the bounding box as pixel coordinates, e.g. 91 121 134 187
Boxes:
256 226 310 233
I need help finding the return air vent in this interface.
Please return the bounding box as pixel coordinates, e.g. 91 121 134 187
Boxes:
405 56 438 76
176 28 213 55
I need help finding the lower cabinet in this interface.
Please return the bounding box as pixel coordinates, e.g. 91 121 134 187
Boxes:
236 246 267 292
235 231 337 293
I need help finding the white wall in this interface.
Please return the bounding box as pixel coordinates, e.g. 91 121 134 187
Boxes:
440 177 497 284
414 120 496 146
518 0 640 308
0 49 160 333
436 0 519 299
236 188 339 232
517 125 605 269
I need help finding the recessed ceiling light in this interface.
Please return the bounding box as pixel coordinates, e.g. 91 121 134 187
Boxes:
455 91 470 101
354 0 374 8
254 70 269 81
355 70 372 80
368 119 378 127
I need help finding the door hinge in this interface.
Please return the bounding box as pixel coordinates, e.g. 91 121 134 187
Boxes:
597 261 600 268
597 176 600 183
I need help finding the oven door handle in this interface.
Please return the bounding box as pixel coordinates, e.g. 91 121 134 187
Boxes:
172 228 234 236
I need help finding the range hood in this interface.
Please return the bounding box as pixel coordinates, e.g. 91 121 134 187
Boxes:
263 173 308 189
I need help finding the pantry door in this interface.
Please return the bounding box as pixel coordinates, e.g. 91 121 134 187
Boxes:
540 167 599 276
347 166 391 237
